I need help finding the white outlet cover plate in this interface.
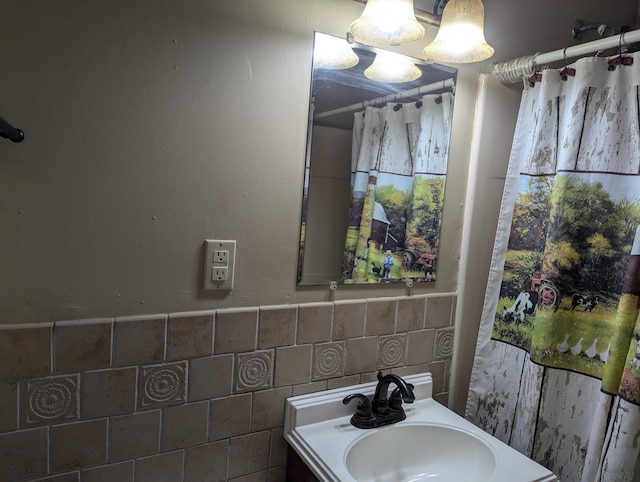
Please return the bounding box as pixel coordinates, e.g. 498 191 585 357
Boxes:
203 239 236 290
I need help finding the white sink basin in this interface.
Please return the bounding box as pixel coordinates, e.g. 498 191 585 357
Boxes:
345 423 496 482
284 372 558 482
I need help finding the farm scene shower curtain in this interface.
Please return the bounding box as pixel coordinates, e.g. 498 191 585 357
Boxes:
342 93 453 284
466 54 640 482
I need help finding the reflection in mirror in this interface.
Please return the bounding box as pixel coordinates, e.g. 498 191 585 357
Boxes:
297 32 457 286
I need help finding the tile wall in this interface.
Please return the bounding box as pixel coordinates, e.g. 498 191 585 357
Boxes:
0 293 456 482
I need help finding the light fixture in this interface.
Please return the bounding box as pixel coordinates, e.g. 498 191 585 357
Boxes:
313 33 359 70
422 0 494 63
364 50 422 83
349 0 425 46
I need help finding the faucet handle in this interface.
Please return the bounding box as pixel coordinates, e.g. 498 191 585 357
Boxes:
343 393 378 429
343 393 372 418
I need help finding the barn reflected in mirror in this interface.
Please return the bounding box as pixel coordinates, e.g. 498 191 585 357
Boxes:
297 32 457 286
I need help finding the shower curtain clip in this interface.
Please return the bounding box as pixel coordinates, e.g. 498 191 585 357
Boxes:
559 67 576 81
527 72 542 87
608 54 633 71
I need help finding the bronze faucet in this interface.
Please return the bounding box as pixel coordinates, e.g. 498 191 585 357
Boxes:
342 371 415 429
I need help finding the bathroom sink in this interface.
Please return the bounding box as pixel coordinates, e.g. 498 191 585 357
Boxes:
345 423 496 482
284 372 558 482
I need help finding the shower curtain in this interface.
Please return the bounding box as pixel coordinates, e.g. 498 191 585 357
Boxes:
342 93 452 284
466 53 640 482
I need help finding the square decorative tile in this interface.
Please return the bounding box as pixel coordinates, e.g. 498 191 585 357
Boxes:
0 380 18 433
407 330 435 365
113 315 166 366
345 337 377 375
22 374 79 427
0 427 48 481
434 327 455 360
184 441 228 482
396 297 426 332
55 319 112 372
312 342 345 380
81 368 136 419
208 394 251 441
333 301 365 340
167 312 214 360
109 411 160 462
188 354 233 402
269 428 287 467
425 296 453 328
134 451 183 482
291 380 327 396
83 460 134 482
0 323 51 379
297 303 332 344
251 387 291 432
50 419 108 472
227 431 270 479
365 299 396 336
274 345 311 387
214 308 258 354
138 361 187 409
160 402 208 451
234 351 273 393
377 334 407 369
258 305 296 349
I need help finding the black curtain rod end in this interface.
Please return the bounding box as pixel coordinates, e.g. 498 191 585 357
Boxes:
0 129 25 143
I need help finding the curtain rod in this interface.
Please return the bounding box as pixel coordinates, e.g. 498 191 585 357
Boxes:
314 78 455 120
491 28 640 84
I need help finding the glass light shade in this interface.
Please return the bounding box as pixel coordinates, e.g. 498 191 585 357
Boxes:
422 0 494 63
364 51 422 83
313 33 359 70
349 0 425 46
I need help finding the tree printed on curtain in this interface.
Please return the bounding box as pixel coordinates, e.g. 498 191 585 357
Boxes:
466 54 640 482
493 172 640 393
342 93 453 284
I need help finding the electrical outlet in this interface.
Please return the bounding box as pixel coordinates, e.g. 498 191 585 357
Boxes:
203 240 236 290
214 250 229 265
212 267 228 281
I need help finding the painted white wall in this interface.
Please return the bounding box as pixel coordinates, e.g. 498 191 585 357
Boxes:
0 0 471 323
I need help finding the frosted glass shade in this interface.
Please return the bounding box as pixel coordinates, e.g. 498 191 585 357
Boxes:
422 0 494 63
364 51 422 83
349 0 425 46
313 33 359 70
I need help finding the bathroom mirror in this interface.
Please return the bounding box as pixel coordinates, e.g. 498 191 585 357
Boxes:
297 32 457 286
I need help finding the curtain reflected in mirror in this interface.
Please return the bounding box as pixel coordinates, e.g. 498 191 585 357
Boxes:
297 32 457 286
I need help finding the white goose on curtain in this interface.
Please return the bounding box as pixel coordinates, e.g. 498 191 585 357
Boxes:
342 93 453 284
466 52 640 481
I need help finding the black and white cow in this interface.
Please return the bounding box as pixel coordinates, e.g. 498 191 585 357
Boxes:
503 290 539 323
571 294 599 312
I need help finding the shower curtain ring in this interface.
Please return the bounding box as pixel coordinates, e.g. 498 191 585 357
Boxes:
562 47 569 61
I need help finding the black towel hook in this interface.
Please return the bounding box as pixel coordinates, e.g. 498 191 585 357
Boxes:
0 114 25 143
